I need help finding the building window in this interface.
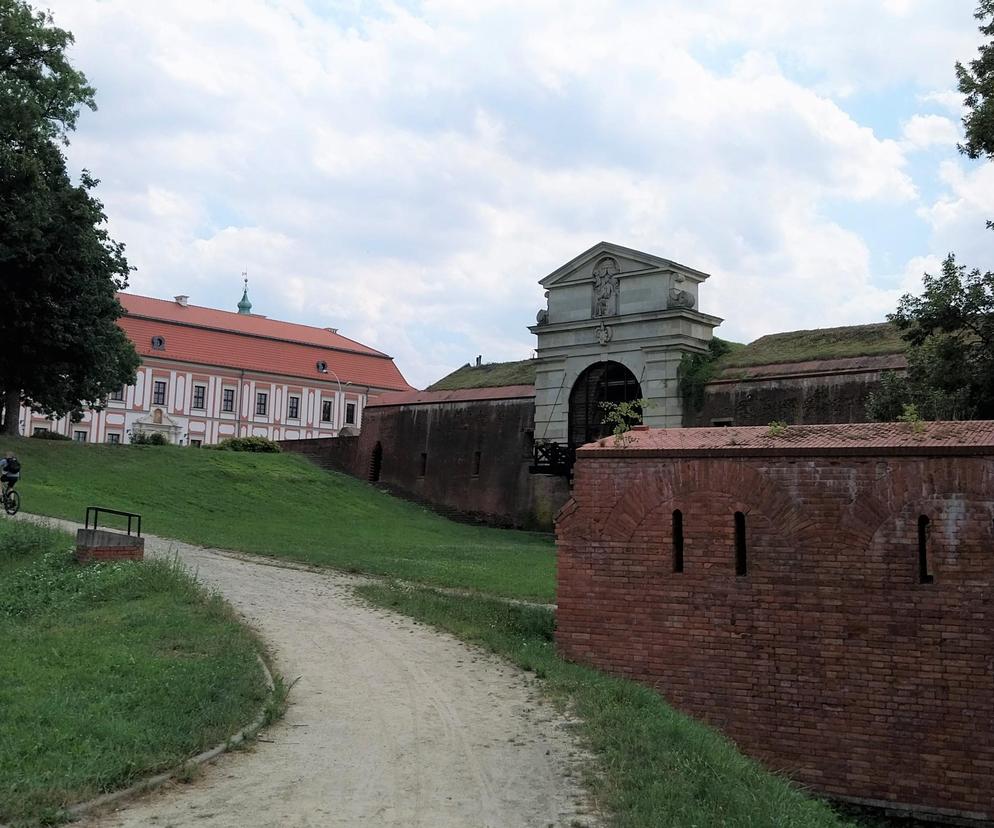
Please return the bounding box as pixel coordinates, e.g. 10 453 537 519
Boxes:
419 452 427 477
153 380 167 406
74 430 87 443
321 400 333 423
106 433 121 445
110 386 125 402
256 392 268 416
192 384 206 410
345 402 356 425
151 335 166 350
472 450 481 477
711 418 733 427
190 439 202 448
33 427 49 436
288 395 300 420
222 388 235 413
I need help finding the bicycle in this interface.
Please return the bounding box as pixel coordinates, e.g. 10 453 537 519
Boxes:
2 482 19 516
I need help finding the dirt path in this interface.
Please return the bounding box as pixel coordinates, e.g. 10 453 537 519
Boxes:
25 516 597 828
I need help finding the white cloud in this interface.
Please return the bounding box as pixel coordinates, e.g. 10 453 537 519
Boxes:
901 114 960 150
43 0 988 387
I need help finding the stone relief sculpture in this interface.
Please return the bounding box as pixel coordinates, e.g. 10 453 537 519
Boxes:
591 256 620 318
595 321 613 346
536 308 549 325
667 273 696 309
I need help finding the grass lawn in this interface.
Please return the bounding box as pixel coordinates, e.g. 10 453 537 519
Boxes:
0 437 556 602
0 520 268 826
356 583 857 828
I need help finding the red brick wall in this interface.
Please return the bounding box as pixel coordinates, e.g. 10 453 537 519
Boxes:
557 454 994 822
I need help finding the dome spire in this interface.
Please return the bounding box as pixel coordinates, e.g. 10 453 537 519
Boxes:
237 271 252 315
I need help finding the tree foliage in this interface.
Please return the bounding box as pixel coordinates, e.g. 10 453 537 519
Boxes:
0 0 138 432
956 0 994 163
870 256 994 421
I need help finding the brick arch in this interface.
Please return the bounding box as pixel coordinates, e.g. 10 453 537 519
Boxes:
593 459 808 544
839 457 994 553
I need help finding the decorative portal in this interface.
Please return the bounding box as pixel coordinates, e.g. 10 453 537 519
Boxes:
591 256 620 318
568 361 642 447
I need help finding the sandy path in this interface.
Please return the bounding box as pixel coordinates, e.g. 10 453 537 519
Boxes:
24 517 597 828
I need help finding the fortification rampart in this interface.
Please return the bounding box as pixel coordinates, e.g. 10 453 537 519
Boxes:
556 422 994 823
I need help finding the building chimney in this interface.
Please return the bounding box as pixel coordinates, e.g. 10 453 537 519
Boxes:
475 355 482 367
174 295 189 307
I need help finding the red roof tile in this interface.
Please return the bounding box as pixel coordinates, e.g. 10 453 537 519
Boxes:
579 421 994 458
366 385 536 407
120 293 388 356
118 294 412 391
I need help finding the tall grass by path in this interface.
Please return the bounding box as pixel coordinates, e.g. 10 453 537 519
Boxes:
355 583 857 828
0 520 268 826
1 438 556 601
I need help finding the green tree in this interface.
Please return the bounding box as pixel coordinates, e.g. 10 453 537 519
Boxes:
872 255 994 421
0 0 95 148
957 0 994 163
0 1 138 433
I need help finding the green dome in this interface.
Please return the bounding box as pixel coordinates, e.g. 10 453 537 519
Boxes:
237 281 252 315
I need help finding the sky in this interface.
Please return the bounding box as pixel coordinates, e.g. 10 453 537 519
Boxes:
44 0 994 389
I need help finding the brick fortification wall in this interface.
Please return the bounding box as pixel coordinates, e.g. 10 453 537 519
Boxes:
282 392 570 530
557 427 994 823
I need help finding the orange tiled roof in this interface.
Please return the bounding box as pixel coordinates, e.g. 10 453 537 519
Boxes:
579 421 994 458
118 294 412 391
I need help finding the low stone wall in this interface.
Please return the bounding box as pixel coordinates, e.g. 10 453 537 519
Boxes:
75 528 145 563
557 431 994 823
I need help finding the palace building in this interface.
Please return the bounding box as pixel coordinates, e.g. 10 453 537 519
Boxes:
20 286 412 445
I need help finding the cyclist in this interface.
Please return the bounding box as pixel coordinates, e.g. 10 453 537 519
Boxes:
0 451 21 496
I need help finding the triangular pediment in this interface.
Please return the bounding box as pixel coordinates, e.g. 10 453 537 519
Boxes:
539 241 710 288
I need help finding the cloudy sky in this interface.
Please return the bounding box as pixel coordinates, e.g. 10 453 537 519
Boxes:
46 0 994 388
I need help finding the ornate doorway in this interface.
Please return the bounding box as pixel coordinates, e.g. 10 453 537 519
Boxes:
568 361 642 447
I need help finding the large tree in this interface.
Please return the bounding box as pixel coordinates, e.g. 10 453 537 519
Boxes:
957 0 994 165
0 0 138 433
870 4 994 422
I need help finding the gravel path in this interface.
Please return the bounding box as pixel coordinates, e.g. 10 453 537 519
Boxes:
25 516 597 828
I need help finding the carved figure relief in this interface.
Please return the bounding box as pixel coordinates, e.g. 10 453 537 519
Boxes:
596 322 613 346
536 308 549 325
667 273 696 309
591 256 620 318
152 408 163 425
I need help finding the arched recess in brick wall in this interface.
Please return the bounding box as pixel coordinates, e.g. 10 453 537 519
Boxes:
569 460 806 545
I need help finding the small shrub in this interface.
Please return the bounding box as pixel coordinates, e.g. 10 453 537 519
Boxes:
767 420 788 437
897 403 927 434
130 431 169 446
30 430 70 441
214 436 281 453
600 399 648 447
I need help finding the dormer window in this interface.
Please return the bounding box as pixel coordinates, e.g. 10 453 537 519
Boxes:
316 360 328 373
151 336 166 350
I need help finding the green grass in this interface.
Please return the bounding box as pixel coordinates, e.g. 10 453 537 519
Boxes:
716 323 908 370
0 520 268 826
428 358 537 390
0 438 555 602
355 583 856 828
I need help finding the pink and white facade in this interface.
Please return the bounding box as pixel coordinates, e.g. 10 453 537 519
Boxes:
19 293 412 445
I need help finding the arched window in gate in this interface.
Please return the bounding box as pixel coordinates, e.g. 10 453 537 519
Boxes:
567 361 642 447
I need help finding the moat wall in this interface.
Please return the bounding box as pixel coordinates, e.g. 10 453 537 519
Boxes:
557 428 994 823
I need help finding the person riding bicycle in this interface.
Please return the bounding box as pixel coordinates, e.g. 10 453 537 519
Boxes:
0 451 21 494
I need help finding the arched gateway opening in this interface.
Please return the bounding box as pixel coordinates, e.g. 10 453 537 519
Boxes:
568 361 642 447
